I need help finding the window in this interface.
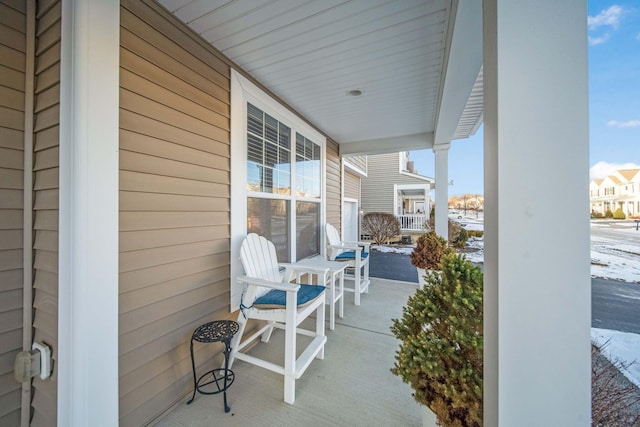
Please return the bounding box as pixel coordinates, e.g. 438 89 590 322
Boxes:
295 134 321 199
247 103 291 194
245 103 322 262
296 201 320 260
605 187 615 196
247 198 290 261
231 70 326 310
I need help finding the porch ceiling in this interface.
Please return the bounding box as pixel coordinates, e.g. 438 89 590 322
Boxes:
157 0 483 154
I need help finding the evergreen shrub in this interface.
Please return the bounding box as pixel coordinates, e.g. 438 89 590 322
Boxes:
613 208 626 220
605 209 614 218
391 254 483 427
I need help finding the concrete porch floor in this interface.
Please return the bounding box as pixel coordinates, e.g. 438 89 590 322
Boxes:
155 278 422 427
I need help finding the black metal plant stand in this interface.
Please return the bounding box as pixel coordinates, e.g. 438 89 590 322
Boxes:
186 320 239 412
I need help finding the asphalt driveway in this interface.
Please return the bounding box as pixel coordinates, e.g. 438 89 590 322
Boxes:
370 250 640 334
369 251 417 283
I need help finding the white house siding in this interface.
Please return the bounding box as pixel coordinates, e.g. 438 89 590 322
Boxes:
589 169 640 216
0 1 26 424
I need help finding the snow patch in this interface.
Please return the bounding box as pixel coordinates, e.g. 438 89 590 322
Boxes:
592 328 640 389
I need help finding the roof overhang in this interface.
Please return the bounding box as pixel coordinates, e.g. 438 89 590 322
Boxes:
156 0 483 154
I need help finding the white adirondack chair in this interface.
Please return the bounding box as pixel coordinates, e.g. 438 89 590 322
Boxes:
229 233 329 404
325 223 371 305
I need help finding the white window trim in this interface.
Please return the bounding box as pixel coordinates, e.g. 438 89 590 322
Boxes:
230 69 326 311
341 197 359 242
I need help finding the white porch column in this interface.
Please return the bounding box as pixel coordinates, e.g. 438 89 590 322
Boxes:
58 0 119 425
483 1 590 425
433 143 450 238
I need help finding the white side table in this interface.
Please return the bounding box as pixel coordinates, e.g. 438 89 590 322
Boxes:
295 256 346 330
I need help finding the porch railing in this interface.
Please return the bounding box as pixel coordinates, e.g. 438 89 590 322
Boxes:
396 214 428 231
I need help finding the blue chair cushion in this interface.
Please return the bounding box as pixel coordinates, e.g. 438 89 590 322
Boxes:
335 251 369 261
253 284 325 309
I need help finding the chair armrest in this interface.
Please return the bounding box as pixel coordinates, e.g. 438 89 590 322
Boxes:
329 243 360 251
343 241 371 250
237 275 300 292
280 263 330 276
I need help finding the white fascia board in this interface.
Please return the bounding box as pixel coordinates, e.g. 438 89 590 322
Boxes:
433 0 483 146
399 170 435 184
343 159 367 177
339 132 434 156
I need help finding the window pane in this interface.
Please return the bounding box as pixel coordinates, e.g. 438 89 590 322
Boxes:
248 198 290 262
247 103 291 194
296 202 320 260
295 133 321 199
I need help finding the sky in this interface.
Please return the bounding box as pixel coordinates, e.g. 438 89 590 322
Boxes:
409 1 640 196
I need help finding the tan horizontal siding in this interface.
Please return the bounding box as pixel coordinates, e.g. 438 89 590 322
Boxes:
326 139 341 233
344 171 360 200
118 1 232 425
120 240 229 274
120 211 229 232
0 128 23 150
0 1 24 423
30 379 55 427
0 209 22 232
120 253 229 296
30 1 61 424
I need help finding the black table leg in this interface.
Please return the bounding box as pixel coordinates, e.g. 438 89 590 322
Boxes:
186 338 197 405
223 339 231 412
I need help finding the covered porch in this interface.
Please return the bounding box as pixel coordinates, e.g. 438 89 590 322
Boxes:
155 278 422 426
395 185 431 232
2 0 591 426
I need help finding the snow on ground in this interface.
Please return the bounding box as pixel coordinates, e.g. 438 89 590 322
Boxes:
592 328 640 389
590 221 640 283
371 244 414 255
373 215 640 387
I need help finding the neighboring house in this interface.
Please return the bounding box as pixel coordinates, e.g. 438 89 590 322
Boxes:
0 1 591 426
590 169 640 217
360 152 434 234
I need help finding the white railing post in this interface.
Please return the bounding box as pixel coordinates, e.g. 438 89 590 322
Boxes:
395 214 427 231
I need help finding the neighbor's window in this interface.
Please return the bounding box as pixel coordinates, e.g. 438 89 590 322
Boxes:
246 103 322 262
